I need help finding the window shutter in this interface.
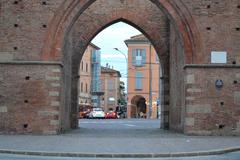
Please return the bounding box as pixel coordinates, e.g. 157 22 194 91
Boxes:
142 49 146 65
132 49 136 65
135 72 143 90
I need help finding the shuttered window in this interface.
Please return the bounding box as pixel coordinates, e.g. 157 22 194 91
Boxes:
132 49 146 66
135 72 143 90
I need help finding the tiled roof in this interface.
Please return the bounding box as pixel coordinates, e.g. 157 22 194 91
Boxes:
101 66 121 77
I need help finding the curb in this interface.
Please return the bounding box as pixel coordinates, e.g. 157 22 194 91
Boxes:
0 147 240 158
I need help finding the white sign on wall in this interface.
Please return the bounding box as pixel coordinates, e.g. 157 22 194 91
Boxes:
211 51 227 64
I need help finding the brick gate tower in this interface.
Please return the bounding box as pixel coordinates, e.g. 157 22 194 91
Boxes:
0 0 239 135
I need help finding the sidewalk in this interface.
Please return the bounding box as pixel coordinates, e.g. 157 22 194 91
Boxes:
0 126 240 158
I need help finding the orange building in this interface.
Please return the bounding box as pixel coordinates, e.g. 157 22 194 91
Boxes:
125 34 161 119
100 65 121 112
78 43 100 110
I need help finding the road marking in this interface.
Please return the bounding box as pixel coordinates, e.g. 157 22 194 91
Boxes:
124 124 136 127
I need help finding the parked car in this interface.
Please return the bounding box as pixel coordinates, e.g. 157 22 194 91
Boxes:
105 110 118 119
89 108 105 119
79 109 91 119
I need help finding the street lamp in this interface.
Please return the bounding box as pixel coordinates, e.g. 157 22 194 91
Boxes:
114 48 128 117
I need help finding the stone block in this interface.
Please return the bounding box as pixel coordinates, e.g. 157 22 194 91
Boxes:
234 92 240 105
52 69 61 73
46 76 60 81
51 83 60 87
186 104 212 113
0 53 13 61
186 97 195 101
0 106 7 113
186 74 195 84
50 120 59 126
185 117 195 126
38 110 59 116
51 101 60 106
43 130 57 135
49 91 59 97
187 88 201 93
236 73 240 80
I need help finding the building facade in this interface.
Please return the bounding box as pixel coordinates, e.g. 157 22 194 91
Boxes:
101 65 121 112
125 35 161 119
78 43 101 111
90 44 103 108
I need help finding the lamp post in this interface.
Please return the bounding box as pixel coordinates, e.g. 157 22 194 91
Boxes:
114 48 128 117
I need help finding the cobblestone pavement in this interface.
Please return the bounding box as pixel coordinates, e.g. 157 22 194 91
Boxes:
0 119 239 155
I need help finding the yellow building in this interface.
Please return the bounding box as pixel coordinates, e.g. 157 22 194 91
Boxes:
125 34 161 119
100 65 121 112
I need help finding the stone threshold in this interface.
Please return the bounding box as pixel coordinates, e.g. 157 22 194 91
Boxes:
0 147 240 158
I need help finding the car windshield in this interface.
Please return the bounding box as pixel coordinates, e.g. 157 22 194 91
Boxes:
93 108 103 111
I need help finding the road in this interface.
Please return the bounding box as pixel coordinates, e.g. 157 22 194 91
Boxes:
0 119 239 159
79 118 160 130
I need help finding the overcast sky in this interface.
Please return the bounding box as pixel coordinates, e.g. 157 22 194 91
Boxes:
91 22 141 88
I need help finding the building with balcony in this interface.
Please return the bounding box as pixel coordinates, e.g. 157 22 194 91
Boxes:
125 34 161 119
78 43 102 111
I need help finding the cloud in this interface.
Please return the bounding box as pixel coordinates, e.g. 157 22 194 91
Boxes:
101 53 127 59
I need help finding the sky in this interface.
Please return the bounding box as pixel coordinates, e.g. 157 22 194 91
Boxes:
91 22 141 89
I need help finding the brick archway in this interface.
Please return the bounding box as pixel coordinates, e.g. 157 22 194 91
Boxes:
40 0 203 132
41 0 203 64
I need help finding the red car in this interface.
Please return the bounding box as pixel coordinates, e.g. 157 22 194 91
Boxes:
105 111 118 119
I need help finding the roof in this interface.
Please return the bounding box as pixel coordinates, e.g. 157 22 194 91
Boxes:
124 34 150 46
101 66 121 77
89 43 100 50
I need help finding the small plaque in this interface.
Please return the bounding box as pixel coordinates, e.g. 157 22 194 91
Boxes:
211 51 227 63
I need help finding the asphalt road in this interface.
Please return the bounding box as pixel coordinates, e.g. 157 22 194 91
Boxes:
1 152 240 160
0 119 239 159
79 118 161 130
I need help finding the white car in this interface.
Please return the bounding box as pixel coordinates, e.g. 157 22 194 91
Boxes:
89 108 105 119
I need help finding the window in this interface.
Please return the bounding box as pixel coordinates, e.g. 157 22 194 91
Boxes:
85 83 88 92
108 79 114 91
81 62 84 70
156 54 159 62
86 63 88 72
135 72 143 90
108 97 115 104
80 82 83 92
132 49 146 66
